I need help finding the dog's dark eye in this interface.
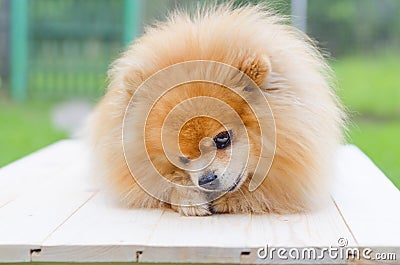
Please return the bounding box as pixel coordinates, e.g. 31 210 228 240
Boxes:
213 130 231 149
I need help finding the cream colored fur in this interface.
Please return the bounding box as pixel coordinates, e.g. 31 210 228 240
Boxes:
88 3 345 216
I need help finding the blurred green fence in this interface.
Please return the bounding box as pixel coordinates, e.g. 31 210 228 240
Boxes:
11 0 141 101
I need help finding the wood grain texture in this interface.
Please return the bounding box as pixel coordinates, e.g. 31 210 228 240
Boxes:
0 245 31 263
332 145 400 247
0 140 87 207
0 140 398 264
0 189 94 262
246 199 356 248
146 210 252 247
0 140 95 262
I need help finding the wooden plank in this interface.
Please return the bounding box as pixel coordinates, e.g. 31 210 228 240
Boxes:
246 199 356 248
36 196 355 263
0 190 94 261
0 140 87 207
332 145 400 247
0 140 95 262
31 245 138 263
239 199 356 264
146 211 252 247
33 192 164 262
139 199 355 264
0 245 31 263
35 205 250 263
138 246 245 264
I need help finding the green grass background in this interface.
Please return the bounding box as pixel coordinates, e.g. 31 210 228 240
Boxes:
0 100 67 166
0 51 399 188
332 52 400 188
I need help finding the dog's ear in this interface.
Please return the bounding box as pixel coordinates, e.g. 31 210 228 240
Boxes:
239 54 271 87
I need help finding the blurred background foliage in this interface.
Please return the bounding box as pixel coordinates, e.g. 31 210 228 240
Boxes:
0 0 399 188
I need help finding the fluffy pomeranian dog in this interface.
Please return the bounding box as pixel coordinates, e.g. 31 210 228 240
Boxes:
89 3 345 216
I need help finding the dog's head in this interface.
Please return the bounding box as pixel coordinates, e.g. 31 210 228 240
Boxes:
127 55 273 194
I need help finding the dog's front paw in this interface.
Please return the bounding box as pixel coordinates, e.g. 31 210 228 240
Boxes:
210 199 229 214
171 203 212 216
168 175 212 216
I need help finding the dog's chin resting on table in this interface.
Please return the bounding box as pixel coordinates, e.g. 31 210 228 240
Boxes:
88 3 345 216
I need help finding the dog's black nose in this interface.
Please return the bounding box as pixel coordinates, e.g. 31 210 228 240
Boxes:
198 173 218 188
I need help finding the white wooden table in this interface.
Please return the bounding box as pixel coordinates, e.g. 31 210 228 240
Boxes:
0 140 399 264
